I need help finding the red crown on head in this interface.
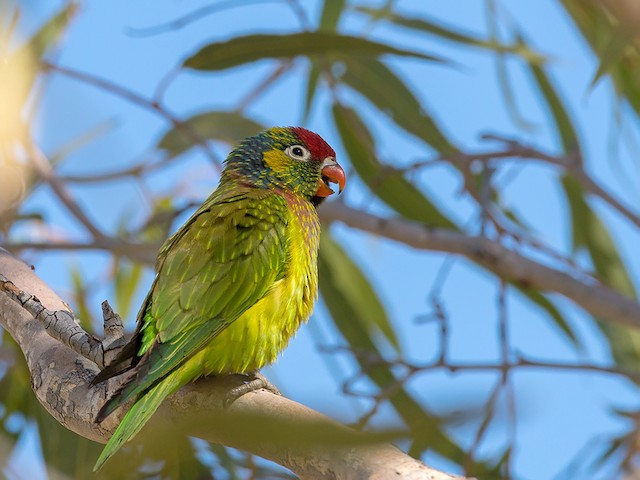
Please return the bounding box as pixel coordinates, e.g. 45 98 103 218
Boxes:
290 127 335 159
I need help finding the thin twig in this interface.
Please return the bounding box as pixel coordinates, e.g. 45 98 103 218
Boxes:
41 62 221 166
320 203 640 329
25 143 107 240
236 61 294 113
125 0 283 37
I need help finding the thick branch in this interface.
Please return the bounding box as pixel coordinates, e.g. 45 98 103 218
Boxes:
320 203 640 328
0 248 461 479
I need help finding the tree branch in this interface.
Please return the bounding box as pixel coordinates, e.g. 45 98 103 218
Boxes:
320 202 640 328
0 247 463 479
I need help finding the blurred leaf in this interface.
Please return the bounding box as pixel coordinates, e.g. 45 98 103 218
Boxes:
524 51 580 154
37 409 107 479
525 58 636 298
318 240 494 475
139 434 211 479
561 176 636 298
302 0 347 122
183 32 445 71
209 444 241 480
70 266 96 331
113 258 143 321
500 206 532 232
525 51 640 367
157 110 264 159
355 6 546 63
561 0 640 116
319 0 345 31
139 196 179 245
332 104 458 229
49 118 119 166
1 4 76 148
11 3 77 62
0 354 105 478
563 178 640 368
303 60 321 122
320 231 400 352
516 288 579 347
9 3 77 94
485 9 537 131
588 30 634 89
0 339 31 419
340 56 457 154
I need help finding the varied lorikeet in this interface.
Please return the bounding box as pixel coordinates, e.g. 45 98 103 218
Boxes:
91 127 346 471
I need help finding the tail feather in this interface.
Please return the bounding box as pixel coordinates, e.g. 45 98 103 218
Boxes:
90 340 140 387
93 370 182 472
97 323 221 424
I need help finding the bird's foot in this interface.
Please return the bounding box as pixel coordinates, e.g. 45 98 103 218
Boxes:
223 371 281 408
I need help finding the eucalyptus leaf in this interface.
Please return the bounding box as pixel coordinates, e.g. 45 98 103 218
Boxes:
517 288 579 347
332 104 458 229
319 0 345 31
11 3 77 62
157 111 264 159
526 50 640 368
319 232 400 352
303 60 321 122
561 0 640 116
183 32 445 71
317 238 468 466
114 258 143 321
340 56 457 154
355 6 546 63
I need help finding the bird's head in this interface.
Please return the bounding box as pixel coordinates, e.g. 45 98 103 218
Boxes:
222 127 346 206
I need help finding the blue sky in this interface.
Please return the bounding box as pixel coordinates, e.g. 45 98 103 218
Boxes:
5 1 640 479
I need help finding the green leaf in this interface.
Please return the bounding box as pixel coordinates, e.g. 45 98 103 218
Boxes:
319 0 345 31
561 176 636 298
332 104 458 229
526 49 640 367
70 266 96 331
113 258 143 321
562 176 640 369
183 32 445 71
340 56 457 154
516 287 579 347
302 60 321 122
12 4 77 61
0 358 104 477
561 0 640 116
588 30 634 89
355 6 546 63
1 4 77 141
157 110 264 159
319 231 400 352
523 52 580 154
527 61 636 297
317 240 466 467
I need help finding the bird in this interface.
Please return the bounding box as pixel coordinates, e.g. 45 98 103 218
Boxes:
90 126 346 471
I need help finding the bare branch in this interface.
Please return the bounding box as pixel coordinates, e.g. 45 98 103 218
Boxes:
0 272 108 367
0 248 463 479
320 202 640 328
41 62 221 166
26 143 107 240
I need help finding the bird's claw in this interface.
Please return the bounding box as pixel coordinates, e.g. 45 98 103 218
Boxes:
223 371 281 408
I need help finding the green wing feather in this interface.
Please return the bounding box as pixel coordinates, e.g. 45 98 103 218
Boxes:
93 368 183 472
93 183 289 469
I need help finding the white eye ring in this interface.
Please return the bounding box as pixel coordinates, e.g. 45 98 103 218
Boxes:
285 145 311 161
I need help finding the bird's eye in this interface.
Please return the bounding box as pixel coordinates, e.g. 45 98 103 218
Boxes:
285 145 311 161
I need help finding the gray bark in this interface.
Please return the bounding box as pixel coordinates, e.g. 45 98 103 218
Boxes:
0 248 464 480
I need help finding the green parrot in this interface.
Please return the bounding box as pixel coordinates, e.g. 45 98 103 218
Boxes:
91 126 346 471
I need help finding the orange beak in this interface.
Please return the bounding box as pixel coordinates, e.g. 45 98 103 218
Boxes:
316 158 346 197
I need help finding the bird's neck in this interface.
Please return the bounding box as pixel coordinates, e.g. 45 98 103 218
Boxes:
281 191 320 253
